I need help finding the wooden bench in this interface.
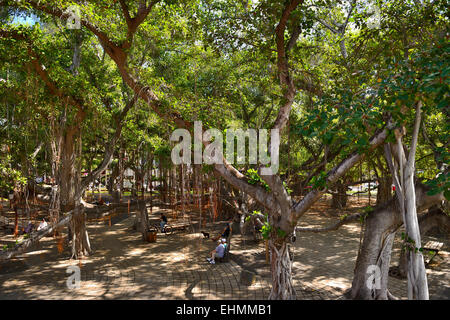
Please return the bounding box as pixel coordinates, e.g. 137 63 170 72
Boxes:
423 240 444 265
169 220 191 232
167 213 193 232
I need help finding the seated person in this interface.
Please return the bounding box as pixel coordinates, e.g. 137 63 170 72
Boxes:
206 238 226 264
212 220 232 241
160 213 168 232
37 218 48 231
24 222 34 234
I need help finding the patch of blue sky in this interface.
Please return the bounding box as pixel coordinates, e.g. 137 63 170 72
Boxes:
11 13 38 26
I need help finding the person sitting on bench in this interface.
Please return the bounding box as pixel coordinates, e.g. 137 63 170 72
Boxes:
37 218 48 231
207 238 226 264
212 220 232 241
160 213 168 232
24 222 34 234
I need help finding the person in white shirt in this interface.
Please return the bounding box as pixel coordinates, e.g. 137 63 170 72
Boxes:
206 238 226 264
37 218 48 231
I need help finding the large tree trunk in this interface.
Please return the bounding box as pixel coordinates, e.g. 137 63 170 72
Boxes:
107 162 120 199
137 200 149 241
49 118 62 236
268 239 296 300
331 180 348 209
350 202 402 299
385 102 428 299
70 205 92 259
376 175 392 206
60 127 92 259
60 131 77 213
19 0 398 299
350 180 444 299
403 163 429 299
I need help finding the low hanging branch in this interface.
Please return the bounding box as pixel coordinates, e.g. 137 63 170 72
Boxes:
0 209 74 262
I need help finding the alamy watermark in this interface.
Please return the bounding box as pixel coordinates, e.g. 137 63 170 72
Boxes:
170 121 280 175
66 265 136 290
66 265 81 289
64 4 81 30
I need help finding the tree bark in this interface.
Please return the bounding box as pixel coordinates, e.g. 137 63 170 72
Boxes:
376 175 392 206
350 181 444 299
403 163 429 299
384 101 429 299
109 163 120 203
13 199 19 237
350 202 402 299
138 199 149 241
58 122 93 259
70 205 92 259
49 116 63 236
268 239 296 300
398 206 450 276
331 180 348 209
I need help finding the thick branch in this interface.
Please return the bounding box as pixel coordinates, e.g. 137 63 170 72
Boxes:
0 210 73 262
213 161 279 212
121 0 161 50
286 25 302 53
272 0 302 130
119 0 133 26
292 118 395 222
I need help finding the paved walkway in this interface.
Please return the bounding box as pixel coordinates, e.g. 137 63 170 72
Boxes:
0 210 272 299
0 203 448 300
